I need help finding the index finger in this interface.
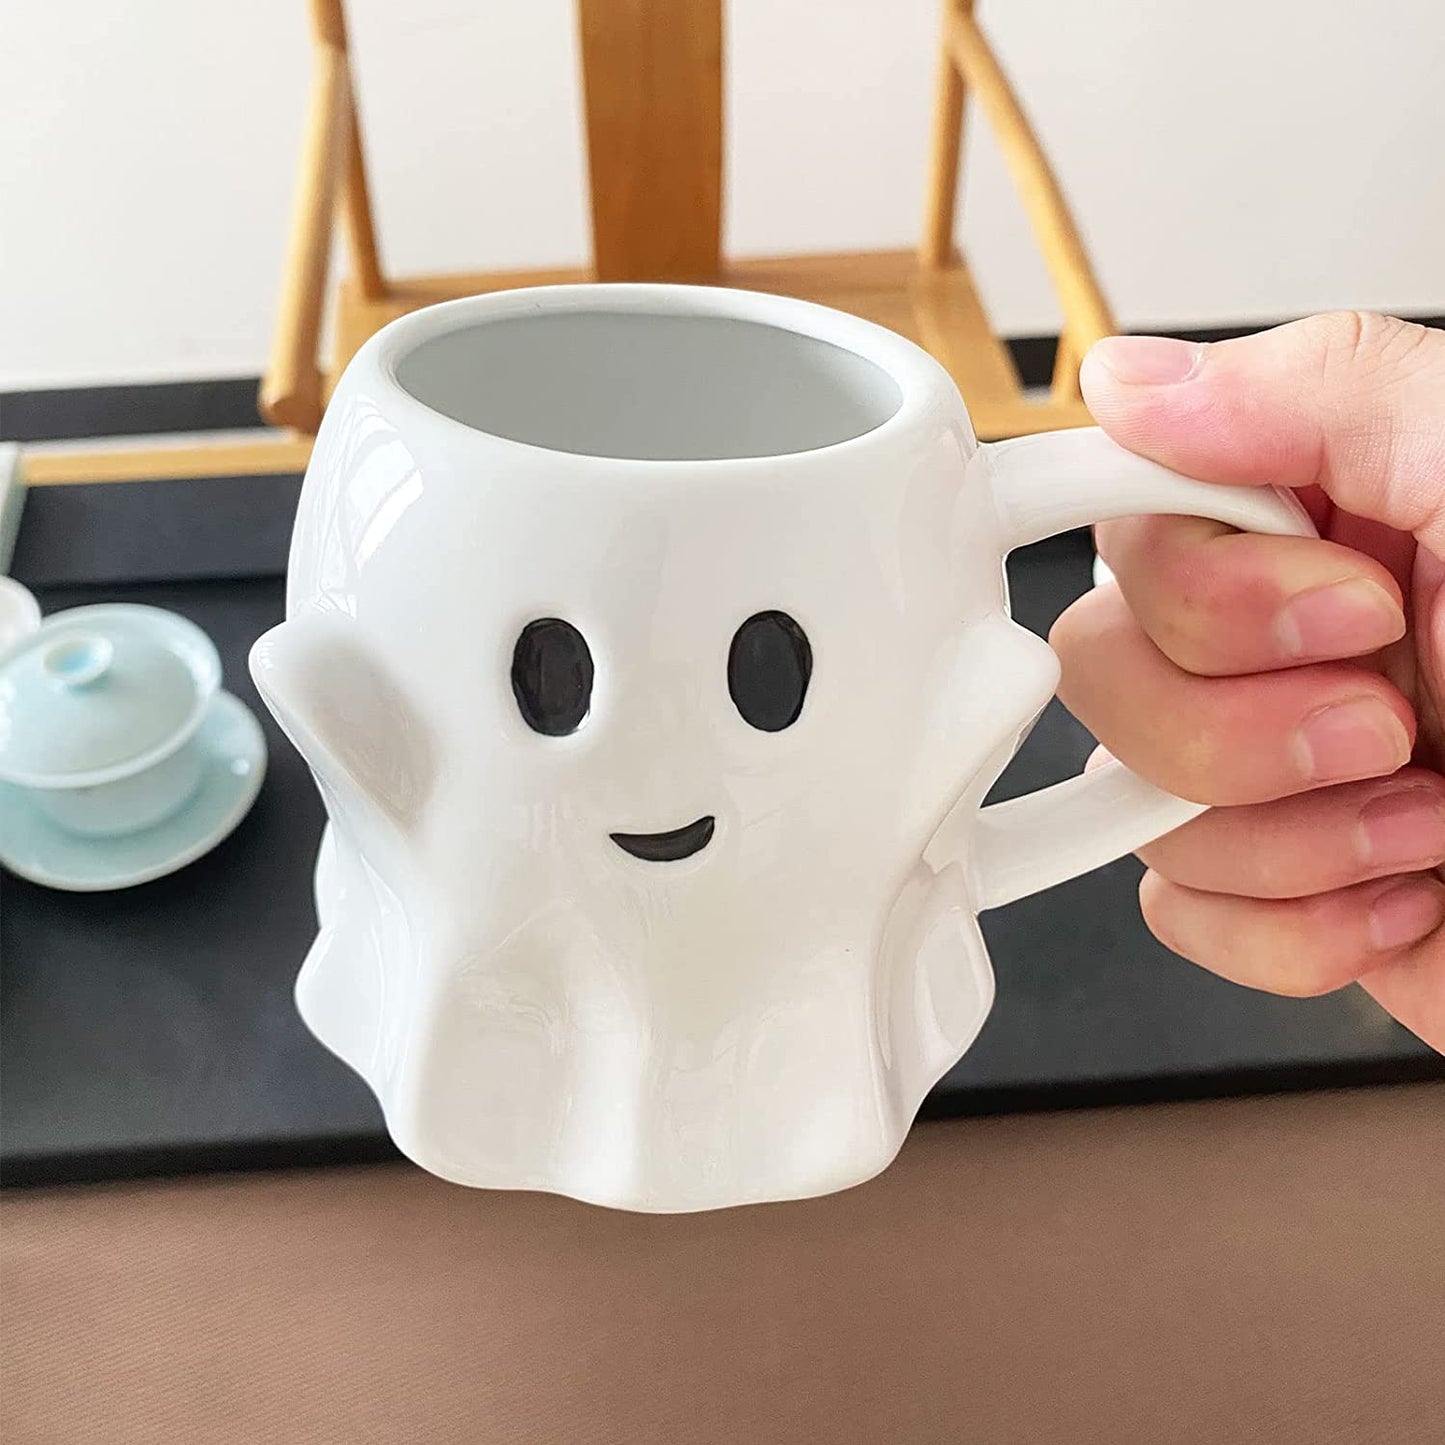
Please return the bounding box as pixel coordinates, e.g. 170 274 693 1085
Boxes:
1080 314 1445 554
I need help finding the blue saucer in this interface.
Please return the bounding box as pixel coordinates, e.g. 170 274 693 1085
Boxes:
0 691 266 892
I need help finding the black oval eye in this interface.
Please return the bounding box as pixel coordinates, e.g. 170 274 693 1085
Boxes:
512 618 594 735
728 611 811 731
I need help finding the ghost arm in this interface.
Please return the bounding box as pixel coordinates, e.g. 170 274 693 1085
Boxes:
249 608 434 833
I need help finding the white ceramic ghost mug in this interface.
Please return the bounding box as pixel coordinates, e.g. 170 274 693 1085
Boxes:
251 285 1313 1213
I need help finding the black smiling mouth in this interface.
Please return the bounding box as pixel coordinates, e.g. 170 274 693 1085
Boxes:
610 815 715 862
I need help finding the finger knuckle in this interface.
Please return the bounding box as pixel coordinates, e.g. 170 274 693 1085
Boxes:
1305 310 1408 375
1141 870 1369 998
1110 519 1256 676
1266 893 1365 996
1237 847 1296 901
1091 515 1136 572
1046 589 1108 662
1266 971 1343 1000
1147 593 1231 676
1291 312 1443 523
1137 871 1182 949
1306 312 1439 418
1162 692 1252 803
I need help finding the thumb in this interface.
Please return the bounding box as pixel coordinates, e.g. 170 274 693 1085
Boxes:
1080 313 1445 554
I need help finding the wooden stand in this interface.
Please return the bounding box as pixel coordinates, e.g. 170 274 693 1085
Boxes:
33 0 1116 485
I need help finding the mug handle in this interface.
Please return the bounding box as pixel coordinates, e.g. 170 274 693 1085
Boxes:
968 426 1318 912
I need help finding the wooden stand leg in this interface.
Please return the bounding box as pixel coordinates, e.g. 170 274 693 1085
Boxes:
944 7 1115 349
920 0 974 269
257 46 348 433
260 0 385 430
576 0 724 282
1051 328 1082 402
341 86 384 302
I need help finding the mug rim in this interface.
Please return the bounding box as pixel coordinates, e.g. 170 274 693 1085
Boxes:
360 283 964 471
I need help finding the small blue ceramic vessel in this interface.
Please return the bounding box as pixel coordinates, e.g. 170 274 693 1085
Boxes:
0 604 221 837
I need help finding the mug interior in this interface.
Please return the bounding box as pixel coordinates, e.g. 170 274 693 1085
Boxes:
393 309 904 461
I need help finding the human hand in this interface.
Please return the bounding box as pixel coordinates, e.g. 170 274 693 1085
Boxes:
1052 312 1445 1051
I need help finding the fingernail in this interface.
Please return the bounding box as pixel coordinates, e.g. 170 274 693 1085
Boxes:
1293 698 1410 784
1089 336 1204 386
1357 788 1445 868
1368 879 1445 951
1274 579 1405 660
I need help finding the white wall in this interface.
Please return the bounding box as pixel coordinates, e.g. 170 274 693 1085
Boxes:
2 0 1442 390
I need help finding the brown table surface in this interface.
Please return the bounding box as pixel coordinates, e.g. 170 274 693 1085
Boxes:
4 1083 1442 1444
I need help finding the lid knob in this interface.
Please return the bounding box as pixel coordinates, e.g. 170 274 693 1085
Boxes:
42 634 114 690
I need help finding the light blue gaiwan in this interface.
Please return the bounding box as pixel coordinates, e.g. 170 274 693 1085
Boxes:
0 600 267 890
0 605 219 837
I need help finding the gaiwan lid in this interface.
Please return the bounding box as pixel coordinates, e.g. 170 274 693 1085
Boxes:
0 604 221 788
